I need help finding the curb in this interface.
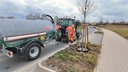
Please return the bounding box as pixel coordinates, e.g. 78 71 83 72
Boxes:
94 28 104 72
33 45 69 72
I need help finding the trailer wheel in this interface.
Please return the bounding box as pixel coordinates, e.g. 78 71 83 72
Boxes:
23 43 41 61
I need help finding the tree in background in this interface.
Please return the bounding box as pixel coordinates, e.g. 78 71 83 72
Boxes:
0 16 5 19
0 16 15 19
99 17 103 25
7 16 15 19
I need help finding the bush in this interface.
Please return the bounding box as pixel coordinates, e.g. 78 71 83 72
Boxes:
44 43 101 72
55 50 69 61
68 55 77 62
58 54 67 61
85 54 96 66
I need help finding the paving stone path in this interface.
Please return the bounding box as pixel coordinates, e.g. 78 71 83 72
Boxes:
95 29 128 72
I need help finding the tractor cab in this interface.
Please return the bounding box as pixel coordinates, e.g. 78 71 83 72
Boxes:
59 18 75 27
56 18 81 43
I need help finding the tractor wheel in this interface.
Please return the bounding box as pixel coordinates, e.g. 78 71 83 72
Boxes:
23 43 41 61
55 30 62 41
76 31 82 39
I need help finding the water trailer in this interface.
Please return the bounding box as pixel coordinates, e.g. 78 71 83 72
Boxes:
0 14 57 60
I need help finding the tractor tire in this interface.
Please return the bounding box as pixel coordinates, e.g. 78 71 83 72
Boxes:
55 30 62 41
23 43 41 61
76 31 82 39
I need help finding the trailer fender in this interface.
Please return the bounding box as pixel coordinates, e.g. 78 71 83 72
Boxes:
24 40 44 48
19 40 44 54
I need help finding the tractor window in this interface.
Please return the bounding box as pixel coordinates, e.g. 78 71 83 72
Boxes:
69 20 73 26
60 20 69 26
60 19 75 26
62 20 68 25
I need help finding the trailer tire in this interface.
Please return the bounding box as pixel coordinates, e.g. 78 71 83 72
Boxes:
23 43 41 61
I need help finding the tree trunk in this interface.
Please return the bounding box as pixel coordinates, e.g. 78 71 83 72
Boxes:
83 16 89 48
87 24 89 46
82 16 86 43
84 15 86 23
84 24 87 49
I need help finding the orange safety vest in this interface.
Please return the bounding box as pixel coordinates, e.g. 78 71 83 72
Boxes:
68 27 75 44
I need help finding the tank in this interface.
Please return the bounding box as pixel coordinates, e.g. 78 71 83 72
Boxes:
0 19 55 41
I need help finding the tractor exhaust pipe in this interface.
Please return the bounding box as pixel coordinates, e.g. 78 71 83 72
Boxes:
54 16 58 31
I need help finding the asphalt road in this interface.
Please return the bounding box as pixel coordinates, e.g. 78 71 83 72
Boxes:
0 41 67 72
0 28 95 72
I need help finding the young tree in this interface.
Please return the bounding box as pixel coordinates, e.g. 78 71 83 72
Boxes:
77 0 97 23
77 0 96 49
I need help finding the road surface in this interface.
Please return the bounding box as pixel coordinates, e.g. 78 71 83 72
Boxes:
0 41 68 72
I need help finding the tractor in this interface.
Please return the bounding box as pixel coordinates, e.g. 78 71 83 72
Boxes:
55 18 81 43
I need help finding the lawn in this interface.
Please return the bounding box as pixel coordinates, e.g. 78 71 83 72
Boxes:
101 25 128 39
42 43 101 72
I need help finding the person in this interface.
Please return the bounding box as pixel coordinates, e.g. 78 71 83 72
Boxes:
68 24 75 45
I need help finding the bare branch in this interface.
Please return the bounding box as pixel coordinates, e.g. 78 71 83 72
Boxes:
77 0 97 22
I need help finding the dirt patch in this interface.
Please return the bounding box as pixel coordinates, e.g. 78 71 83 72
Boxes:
42 43 101 72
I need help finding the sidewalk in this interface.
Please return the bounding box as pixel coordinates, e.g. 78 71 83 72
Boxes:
95 29 128 72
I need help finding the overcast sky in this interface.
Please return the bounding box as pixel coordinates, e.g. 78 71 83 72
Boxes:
0 0 128 22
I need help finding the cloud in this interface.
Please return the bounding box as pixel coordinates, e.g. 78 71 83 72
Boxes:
0 0 128 22
0 0 79 19
90 0 128 22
